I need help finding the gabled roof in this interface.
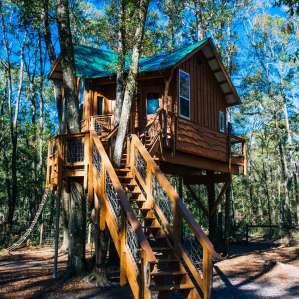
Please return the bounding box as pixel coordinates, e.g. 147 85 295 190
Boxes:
49 38 240 106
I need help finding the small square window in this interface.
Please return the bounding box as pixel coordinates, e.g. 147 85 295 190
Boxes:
219 111 225 133
147 93 159 115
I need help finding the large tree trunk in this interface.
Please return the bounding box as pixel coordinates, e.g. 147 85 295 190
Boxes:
57 0 80 134
56 0 84 274
113 0 149 167
114 0 125 126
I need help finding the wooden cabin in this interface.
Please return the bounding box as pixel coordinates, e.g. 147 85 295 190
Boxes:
49 38 246 179
47 37 246 299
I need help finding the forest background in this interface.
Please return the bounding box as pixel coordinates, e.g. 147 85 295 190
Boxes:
0 0 298 245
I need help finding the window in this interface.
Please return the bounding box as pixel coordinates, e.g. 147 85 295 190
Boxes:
97 96 104 115
146 93 159 115
219 111 225 133
179 69 190 119
79 79 85 104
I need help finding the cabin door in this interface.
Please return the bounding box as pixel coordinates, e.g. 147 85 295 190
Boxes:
141 86 162 130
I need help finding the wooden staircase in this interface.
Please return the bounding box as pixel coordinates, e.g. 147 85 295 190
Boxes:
116 163 195 298
46 130 219 299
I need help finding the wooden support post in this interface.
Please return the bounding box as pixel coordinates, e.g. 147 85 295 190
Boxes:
53 191 61 279
120 212 127 286
224 175 232 255
140 250 150 299
94 193 101 273
207 172 217 248
175 176 183 241
203 247 213 299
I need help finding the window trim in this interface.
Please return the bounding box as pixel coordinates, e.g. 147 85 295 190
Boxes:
97 95 104 115
219 110 225 133
178 69 191 120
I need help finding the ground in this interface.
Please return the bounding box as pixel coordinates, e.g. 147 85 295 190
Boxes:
0 241 298 299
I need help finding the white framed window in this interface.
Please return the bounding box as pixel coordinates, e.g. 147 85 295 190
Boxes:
179 69 190 119
219 111 225 133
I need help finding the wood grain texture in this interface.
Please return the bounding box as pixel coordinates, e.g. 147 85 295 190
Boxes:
176 118 228 162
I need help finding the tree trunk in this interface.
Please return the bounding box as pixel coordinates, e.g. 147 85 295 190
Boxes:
113 0 149 167
114 0 125 126
56 0 84 274
68 181 85 274
57 0 80 134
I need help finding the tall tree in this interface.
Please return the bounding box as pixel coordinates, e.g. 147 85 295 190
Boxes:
56 0 84 274
113 0 150 167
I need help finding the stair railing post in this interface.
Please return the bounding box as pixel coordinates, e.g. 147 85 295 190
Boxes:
145 161 153 209
83 133 90 190
140 249 151 299
120 211 127 286
203 246 213 299
88 133 94 202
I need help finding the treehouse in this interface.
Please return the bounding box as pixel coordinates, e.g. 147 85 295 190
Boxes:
47 38 246 299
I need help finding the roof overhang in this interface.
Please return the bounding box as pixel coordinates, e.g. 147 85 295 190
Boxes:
201 39 240 106
49 38 240 107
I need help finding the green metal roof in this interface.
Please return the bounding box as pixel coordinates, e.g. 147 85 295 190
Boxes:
74 38 209 79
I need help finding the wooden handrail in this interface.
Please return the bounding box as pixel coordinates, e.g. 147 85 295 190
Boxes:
91 130 156 262
130 134 218 257
129 134 219 298
90 130 156 299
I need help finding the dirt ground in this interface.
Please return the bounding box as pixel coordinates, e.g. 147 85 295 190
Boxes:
213 240 299 299
0 241 298 299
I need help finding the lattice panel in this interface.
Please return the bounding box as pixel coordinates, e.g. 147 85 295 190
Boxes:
182 220 202 272
65 139 84 162
127 221 139 265
106 172 121 228
134 148 146 182
152 175 173 224
92 144 102 174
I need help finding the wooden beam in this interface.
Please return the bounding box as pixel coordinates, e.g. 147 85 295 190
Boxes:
184 173 230 185
163 151 240 175
186 185 208 219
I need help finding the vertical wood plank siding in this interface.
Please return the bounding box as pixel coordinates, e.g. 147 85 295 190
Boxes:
176 51 228 161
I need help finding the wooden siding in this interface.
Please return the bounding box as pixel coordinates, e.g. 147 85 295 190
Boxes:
177 51 226 130
176 118 228 162
175 51 228 162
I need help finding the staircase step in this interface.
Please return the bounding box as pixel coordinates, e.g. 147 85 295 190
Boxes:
129 191 141 199
150 283 193 291
118 175 133 180
143 224 160 231
116 168 130 173
151 270 186 277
